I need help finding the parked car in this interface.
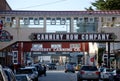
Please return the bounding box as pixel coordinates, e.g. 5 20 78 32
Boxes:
17 66 38 81
46 63 56 70
114 69 120 81
0 65 8 81
65 63 75 73
31 63 44 76
3 68 16 81
100 68 116 80
77 65 100 81
15 74 32 81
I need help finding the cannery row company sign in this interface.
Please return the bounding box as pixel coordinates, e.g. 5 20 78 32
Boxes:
29 33 115 42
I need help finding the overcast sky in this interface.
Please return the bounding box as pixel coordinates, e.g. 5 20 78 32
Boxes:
6 0 95 11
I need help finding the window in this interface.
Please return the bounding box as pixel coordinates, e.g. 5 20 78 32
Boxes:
106 17 112 22
51 44 61 48
51 18 56 25
5 17 11 22
89 17 94 23
84 17 88 22
24 18 29 25
12 51 18 64
79 17 84 23
70 44 80 48
60 18 66 25
32 44 43 50
34 18 39 25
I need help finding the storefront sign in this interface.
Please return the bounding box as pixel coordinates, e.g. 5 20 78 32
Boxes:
31 48 81 52
0 30 13 42
29 33 114 42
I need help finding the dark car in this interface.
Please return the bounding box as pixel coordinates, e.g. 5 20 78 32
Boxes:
3 68 16 81
65 63 75 73
114 69 120 81
31 64 44 76
46 63 56 70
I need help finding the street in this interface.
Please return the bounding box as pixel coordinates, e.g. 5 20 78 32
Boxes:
39 70 103 81
39 70 76 81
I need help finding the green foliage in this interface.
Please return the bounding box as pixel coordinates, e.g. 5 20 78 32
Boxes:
87 0 120 10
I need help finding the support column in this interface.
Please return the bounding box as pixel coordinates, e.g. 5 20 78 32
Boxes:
108 42 110 67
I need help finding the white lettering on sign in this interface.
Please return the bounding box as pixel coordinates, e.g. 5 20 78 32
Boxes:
33 33 113 41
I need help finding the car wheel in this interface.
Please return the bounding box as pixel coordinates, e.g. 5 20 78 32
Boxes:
93 79 99 81
35 78 38 81
77 78 82 81
72 71 75 73
65 71 67 73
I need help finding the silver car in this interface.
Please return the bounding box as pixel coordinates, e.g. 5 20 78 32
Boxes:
15 74 32 81
3 68 16 81
17 66 38 81
0 65 8 81
77 65 100 81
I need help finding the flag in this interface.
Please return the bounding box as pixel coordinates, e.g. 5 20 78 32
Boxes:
0 20 3 30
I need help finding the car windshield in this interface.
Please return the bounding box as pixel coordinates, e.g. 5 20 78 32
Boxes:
19 69 33 74
81 66 98 71
106 69 114 72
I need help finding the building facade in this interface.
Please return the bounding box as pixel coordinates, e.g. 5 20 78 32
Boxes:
0 10 120 68
0 0 11 10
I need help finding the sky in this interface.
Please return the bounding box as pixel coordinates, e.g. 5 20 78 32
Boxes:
6 0 95 11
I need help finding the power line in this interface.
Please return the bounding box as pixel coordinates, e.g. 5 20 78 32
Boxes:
18 0 67 9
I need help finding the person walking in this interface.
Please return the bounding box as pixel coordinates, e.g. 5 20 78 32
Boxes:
43 65 46 76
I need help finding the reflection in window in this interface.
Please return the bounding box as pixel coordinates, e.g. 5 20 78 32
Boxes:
74 17 98 33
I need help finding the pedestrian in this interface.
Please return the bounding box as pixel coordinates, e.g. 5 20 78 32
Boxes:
43 65 46 76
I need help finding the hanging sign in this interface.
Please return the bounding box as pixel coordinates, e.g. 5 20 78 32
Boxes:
29 33 115 42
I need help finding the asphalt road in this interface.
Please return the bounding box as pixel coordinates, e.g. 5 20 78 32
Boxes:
39 70 76 81
39 70 104 81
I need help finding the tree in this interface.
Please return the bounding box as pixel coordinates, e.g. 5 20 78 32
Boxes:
86 0 120 10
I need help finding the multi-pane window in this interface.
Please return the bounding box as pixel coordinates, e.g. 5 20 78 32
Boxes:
46 17 70 33
12 51 18 64
20 17 44 28
74 17 98 33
